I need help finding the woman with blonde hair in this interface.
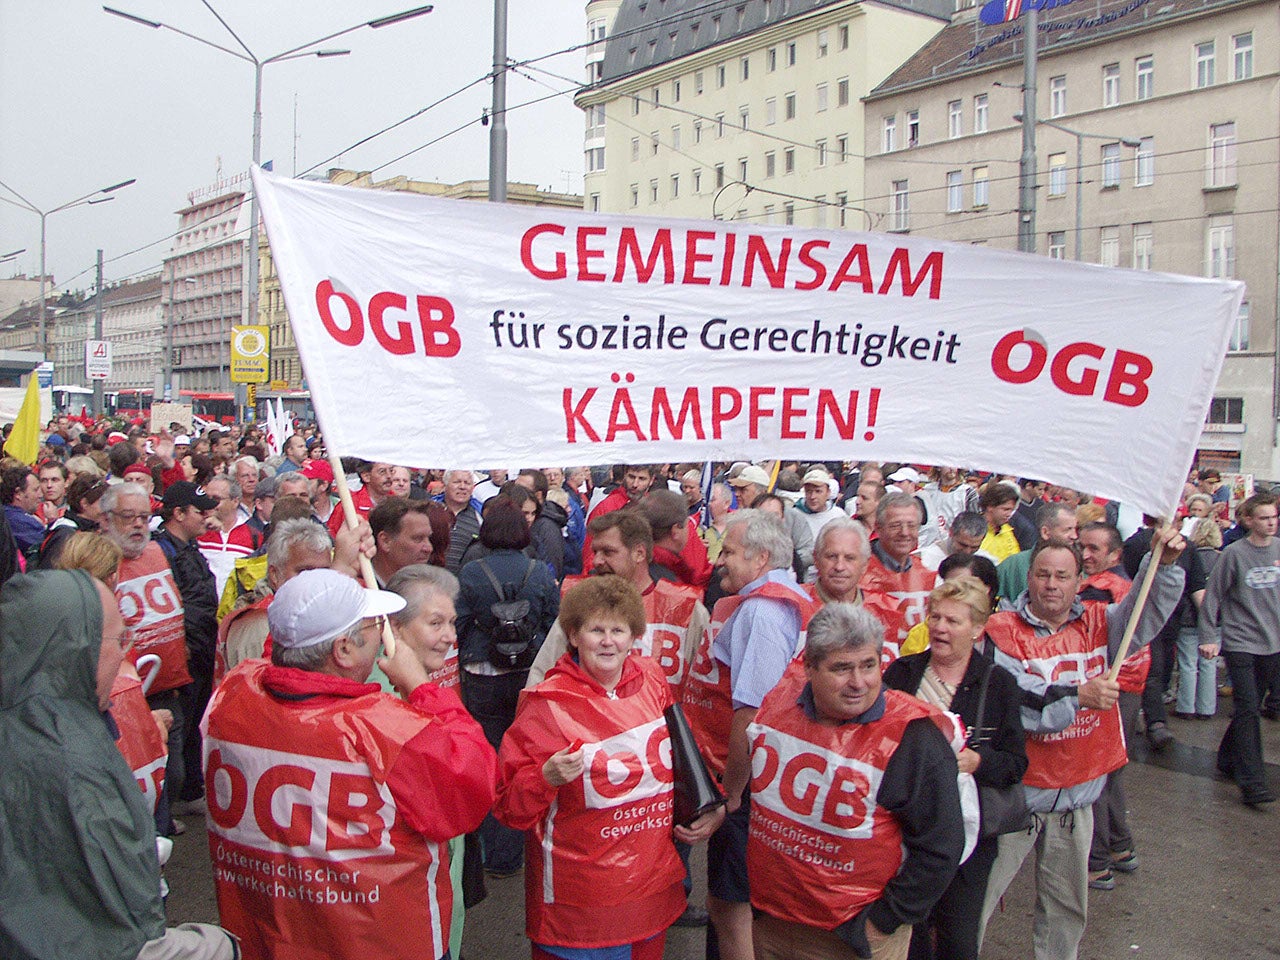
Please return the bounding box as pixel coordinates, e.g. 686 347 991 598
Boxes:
884 576 1027 960
1174 517 1223 720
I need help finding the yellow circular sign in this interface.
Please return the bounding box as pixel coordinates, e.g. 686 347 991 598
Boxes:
233 327 267 358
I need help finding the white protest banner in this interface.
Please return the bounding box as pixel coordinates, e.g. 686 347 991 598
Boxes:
253 168 1243 518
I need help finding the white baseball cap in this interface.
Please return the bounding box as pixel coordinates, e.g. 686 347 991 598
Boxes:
268 569 405 650
888 467 924 484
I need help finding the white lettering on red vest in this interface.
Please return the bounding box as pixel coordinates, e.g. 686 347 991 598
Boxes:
581 717 674 811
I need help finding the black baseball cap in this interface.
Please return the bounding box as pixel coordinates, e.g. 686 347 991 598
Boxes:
162 481 219 511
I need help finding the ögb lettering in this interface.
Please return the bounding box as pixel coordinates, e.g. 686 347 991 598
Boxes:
581 717 674 810
991 329 1152 407
315 279 461 358
748 725 881 838
206 741 396 861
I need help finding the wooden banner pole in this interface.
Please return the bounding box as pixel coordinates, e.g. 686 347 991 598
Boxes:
326 448 396 658
1105 521 1169 683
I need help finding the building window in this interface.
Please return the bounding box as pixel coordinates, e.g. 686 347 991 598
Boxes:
1099 226 1119 267
784 203 795 225
1101 142 1121 188
673 79 681 102
585 146 605 172
1135 137 1154 186
1048 231 1066 259
589 193 600 212
817 29 829 58
671 174 680 199
837 78 849 107
652 86 660 107
1195 41 1215 88
1206 215 1234 278
948 100 962 138
784 148 795 174
1207 397 1244 424
693 169 702 193
836 135 848 162
1233 32 1253 80
693 120 702 144
815 196 827 228
946 170 963 212
631 137 640 161
632 96 641 115
739 158 748 182
1048 153 1067 196
973 166 989 207
1102 63 1120 106
650 131 660 155
765 151 776 178
839 24 849 50
1132 223 1153 270
715 113 725 137
1135 56 1153 100
763 204 776 224
715 164 725 189
1208 122 1236 187
1049 76 1067 117
1229 302 1251 351
906 110 919 147
891 180 909 231
974 94 988 133
786 42 796 66
816 83 829 112
816 139 828 166
671 125 681 150
741 56 750 81
883 115 897 152
695 71 704 94
716 63 726 88
766 97 777 124
767 47 777 71
739 106 749 129
649 180 659 203
784 92 796 120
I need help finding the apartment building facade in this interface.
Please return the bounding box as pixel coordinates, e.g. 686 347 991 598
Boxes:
576 0 951 227
863 0 1279 476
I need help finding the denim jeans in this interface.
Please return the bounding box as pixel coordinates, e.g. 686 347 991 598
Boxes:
1219 651 1280 794
460 668 527 872
1175 627 1217 716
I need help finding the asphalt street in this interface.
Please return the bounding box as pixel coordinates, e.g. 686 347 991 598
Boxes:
165 705 1280 960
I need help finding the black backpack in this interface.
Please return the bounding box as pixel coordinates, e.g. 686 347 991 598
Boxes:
477 558 539 670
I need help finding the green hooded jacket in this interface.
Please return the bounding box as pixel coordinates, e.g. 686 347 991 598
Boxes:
0 570 166 960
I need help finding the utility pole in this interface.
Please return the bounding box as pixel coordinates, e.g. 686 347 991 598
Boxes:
1017 6 1038 254
93 250 105 418
488 0 508 202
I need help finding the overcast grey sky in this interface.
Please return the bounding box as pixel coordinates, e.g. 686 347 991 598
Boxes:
0 0 586 293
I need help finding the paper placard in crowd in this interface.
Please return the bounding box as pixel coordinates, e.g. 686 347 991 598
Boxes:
253 167 1243 519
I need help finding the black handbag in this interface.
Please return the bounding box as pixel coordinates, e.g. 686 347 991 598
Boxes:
970 661 1030 839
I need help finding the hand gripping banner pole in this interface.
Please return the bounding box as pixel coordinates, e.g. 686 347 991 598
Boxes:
1105 520 1168 683
325 446 397 659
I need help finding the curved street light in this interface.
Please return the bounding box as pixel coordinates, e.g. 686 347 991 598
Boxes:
103 3 433 334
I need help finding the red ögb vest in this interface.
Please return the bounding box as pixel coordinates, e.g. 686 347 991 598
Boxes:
110 663 167 813
560 575 703 692
509 658 683 947
747 669 945 930
1080 570 1149 693
682 582 816 777
203 660 453 960
118 543 191 694
986 606 1129 789
859 556 937 664
803 585 908 667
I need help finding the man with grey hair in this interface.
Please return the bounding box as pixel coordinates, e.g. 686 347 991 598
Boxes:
746 603 964 960
683 509 818 960
196 476 257 598
861 491 938 663
104 481 192 833
434 469 483 574
232 455 260 523
204 568 496 960
996 500 1080 604
919 510 990 573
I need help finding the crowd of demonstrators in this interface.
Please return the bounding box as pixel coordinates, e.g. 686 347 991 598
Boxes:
3 414 1276 960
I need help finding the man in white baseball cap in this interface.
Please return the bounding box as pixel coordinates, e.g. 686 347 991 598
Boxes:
203 568 497 960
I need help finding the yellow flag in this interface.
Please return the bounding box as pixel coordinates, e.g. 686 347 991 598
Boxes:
3 373 42 465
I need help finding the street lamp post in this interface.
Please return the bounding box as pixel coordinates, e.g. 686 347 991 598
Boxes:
0 178 135 357
1015 114 1140 260
103 3 432 329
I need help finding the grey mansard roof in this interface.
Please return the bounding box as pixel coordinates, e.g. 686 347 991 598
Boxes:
598 0 954 84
